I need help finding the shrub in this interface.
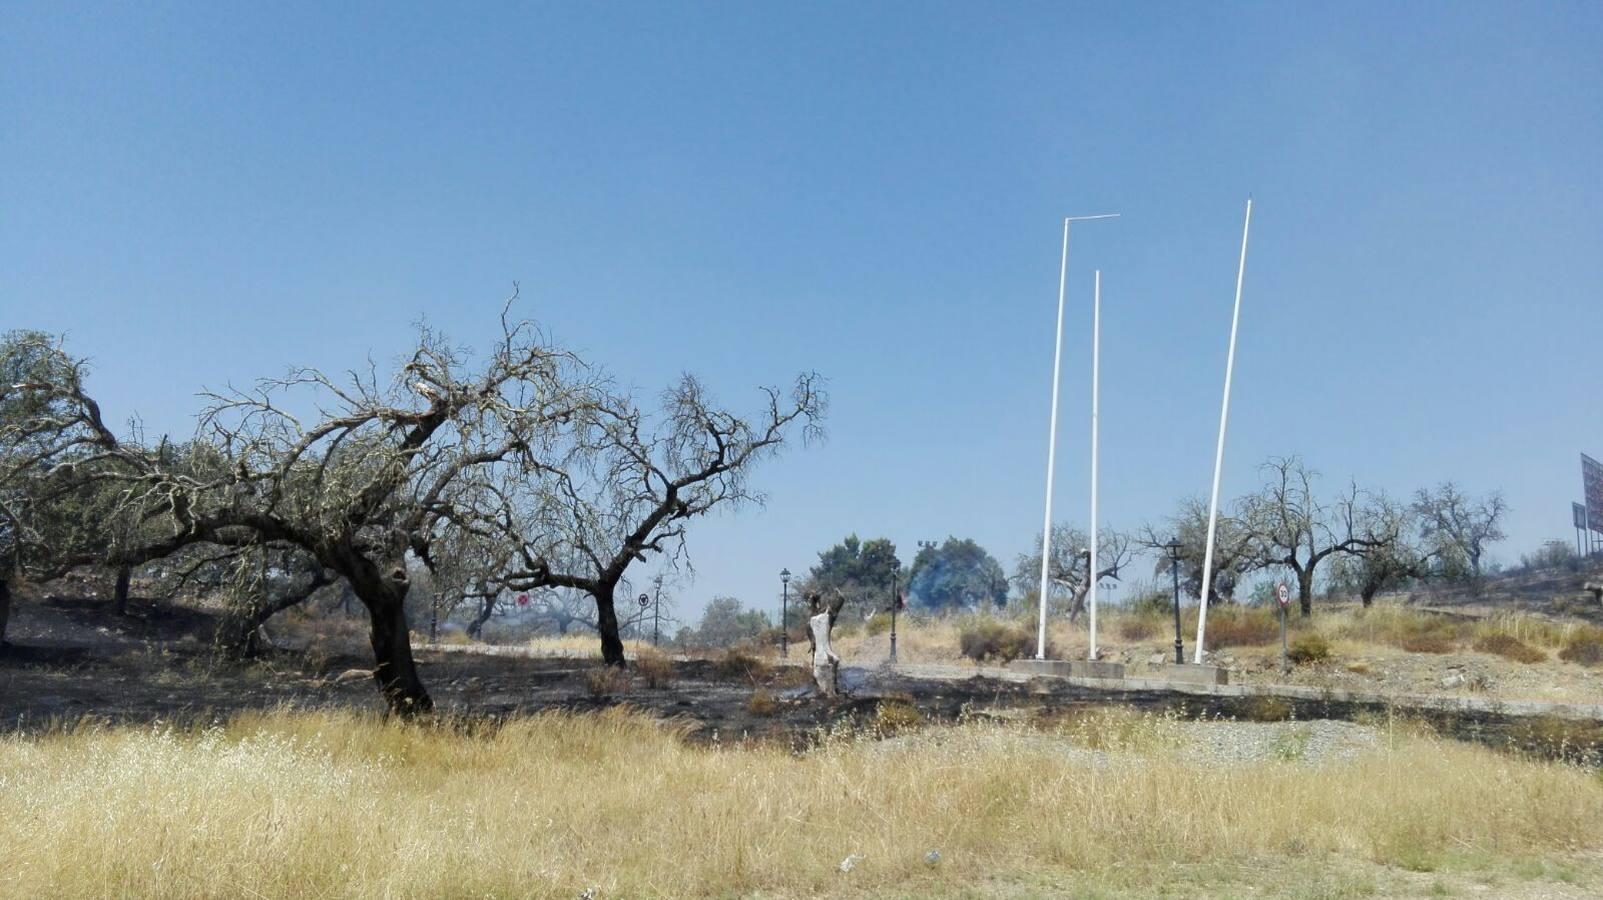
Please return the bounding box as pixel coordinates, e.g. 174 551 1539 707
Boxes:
1241 695 1295 722
864 612 892 636
1288 633 1331 665
746 689 778 717
874 700 922 735
1399 633 1457 654
633 650 675 689
1117 615 1158 642
1129 588 1173 619
957 620 1031 663
583 666 631 699
1204 607 1279 649
1558 627 1603 667
1472 633 1546 664
716 647 772 682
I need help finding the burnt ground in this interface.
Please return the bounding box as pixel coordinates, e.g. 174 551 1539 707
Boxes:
3 593 1602 765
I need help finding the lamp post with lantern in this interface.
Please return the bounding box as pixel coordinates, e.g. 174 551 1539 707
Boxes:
1166 538 1184 664
780 568 792 658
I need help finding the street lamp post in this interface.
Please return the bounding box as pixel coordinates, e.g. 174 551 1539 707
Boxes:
651 574 663 647
780 568 791 658
1166 538 1184 664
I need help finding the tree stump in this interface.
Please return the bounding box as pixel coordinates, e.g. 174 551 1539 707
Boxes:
809 610 840 696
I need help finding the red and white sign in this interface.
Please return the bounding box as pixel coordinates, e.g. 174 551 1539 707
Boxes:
516 593 530 608
1275 582 1290 608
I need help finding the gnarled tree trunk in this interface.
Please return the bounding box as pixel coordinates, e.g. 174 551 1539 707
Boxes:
361 585 432 716
595 584 625 666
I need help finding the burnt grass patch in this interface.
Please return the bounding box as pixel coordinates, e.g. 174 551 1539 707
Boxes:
3 635 1602 765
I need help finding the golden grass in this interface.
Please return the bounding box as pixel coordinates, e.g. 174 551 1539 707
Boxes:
1 708 1600 898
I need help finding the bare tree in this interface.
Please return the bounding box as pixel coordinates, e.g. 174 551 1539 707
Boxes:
1012 523 1134 622
1238 456 1392 617
505 373 826 665
1138 497 1257 605
1412 482 1507 579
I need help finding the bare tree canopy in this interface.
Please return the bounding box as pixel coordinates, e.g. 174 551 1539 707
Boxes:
1236 456 1396 617
1412 481 1507 579
504 372 826 664
1138 497 1256 606
1013 523 1133 622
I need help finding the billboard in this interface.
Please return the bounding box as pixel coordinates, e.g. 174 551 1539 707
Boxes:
1577 502 1590 531
1585 454 1603 534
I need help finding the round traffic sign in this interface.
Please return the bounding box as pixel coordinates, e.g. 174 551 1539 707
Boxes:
638 593 651 609
1275 582 1290 607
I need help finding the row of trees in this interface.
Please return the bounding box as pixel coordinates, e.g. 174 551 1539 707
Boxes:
786 457 1507 626
0 310 826 714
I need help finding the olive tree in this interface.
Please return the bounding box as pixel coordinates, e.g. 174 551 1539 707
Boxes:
3 312 600 714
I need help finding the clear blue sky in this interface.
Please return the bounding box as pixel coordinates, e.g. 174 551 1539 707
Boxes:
4 2 1600 622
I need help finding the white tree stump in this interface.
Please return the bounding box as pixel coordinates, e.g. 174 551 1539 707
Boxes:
809 611 840 696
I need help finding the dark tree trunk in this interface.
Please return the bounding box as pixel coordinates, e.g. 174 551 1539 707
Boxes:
466 594 493 640
0 577 11 645
1297 569 1315 618
1361 586 1377 608
595 585 625 666
429 601 439 643
113 565 132 617
360 586 432 716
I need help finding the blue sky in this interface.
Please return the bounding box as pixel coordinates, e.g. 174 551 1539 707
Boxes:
4 2 1601 622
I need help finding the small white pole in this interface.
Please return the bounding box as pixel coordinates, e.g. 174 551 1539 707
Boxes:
1195 198 1253 664
1088 269 1101 661
1037 213 1118 660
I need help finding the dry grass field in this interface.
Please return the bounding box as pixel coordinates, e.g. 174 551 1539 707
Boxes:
1 706 1601 898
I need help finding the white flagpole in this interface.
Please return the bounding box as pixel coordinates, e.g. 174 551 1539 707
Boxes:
1195 198 1253 664
1036 221 1070 659
1088 269 1101 660
1037 213 1118 660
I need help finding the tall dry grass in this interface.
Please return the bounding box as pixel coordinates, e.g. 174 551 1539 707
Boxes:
1 708 1600 898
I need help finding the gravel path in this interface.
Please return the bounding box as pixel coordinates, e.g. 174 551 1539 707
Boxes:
1174 719 1381 766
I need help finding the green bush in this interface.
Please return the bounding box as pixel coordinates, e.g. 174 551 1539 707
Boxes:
1288 633 1331 665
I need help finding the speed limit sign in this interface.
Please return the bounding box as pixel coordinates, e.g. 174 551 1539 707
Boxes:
638 593 651 609
1275 582 1290 608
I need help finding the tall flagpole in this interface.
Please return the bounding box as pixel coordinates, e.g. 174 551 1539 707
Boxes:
1088 269 1102 660
1195 198 1253 663
1037 213 1118 660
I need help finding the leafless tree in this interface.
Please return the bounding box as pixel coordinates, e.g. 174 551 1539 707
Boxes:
1012 523 1135 622
504 372 826 665
1412 482 1507 579
1238 456 1393 617
1138 497 1257 605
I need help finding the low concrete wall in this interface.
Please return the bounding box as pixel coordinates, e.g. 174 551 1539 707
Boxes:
1162 663 1229 686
